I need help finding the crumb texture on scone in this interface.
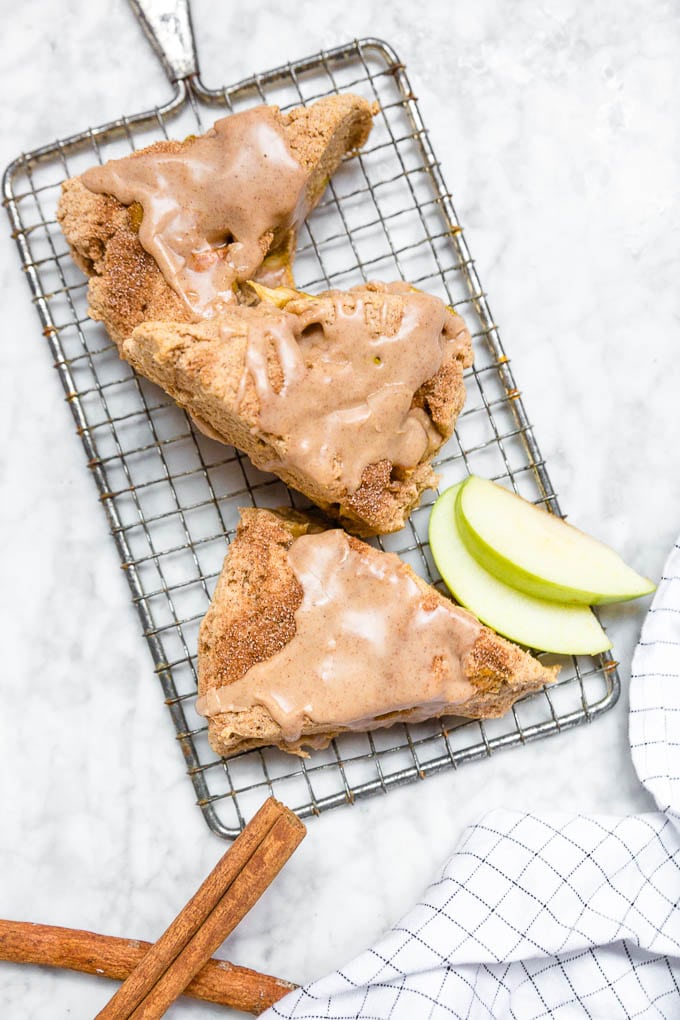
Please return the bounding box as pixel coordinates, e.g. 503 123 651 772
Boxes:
122 282 473 535
56 95 375 346
197 508 558 759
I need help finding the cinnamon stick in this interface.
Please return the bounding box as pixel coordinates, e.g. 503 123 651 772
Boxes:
97 798 305 1020
0 920 295 1014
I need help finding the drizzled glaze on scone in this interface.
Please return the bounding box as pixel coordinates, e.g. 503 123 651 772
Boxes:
58 95 376 346
230 283 465 493
82 108 309 318
122 282 473 534
196 528 481 741
197 508 558 757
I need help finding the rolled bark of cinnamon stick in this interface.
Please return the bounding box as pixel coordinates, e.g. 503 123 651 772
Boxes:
98 797 305 1019
133 813 304 1019
0 919 296 1014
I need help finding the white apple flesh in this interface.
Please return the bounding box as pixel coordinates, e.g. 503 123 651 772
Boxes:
428 483 612 655
456 476 655 605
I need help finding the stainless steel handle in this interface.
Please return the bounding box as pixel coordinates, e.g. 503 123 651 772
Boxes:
129 0 199 82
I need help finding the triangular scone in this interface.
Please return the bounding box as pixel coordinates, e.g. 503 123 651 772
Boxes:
122 282 473 535
56 94 374 347
197 508 558 759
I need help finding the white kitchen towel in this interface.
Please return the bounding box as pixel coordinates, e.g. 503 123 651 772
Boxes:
266 541 680 1019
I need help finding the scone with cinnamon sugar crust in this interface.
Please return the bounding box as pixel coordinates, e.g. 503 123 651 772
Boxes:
122 282 473 535
56 94 375 347
197 508 558 759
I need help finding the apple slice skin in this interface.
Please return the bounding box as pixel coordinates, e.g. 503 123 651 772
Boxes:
455 476 655 606
428 484 612 655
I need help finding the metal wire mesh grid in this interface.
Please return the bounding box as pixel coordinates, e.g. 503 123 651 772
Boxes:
4 38 619 839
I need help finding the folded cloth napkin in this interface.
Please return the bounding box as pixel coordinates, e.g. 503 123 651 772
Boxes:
265 541 680 1019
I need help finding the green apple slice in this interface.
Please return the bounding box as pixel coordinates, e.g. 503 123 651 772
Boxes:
429 483 612 654
455 475 655 606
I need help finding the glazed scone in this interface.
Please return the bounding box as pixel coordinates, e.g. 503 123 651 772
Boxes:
122 282 473 535
197 508 558 758
56 95 375 346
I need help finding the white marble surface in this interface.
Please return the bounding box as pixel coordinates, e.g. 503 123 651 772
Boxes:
1 0 678 1016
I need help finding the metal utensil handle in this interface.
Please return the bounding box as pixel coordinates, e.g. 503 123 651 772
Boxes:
129 0 198 82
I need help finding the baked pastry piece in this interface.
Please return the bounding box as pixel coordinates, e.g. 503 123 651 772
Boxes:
56 95 374 346
197 508 558 758
122 282 473 535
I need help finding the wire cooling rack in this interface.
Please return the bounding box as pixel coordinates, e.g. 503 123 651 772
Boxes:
4 29 619 838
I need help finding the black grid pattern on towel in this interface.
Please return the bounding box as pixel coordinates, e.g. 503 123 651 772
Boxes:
271 811 680 1018
3 38 619 838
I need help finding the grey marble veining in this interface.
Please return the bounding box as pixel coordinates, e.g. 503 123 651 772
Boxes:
1 1 678 1016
